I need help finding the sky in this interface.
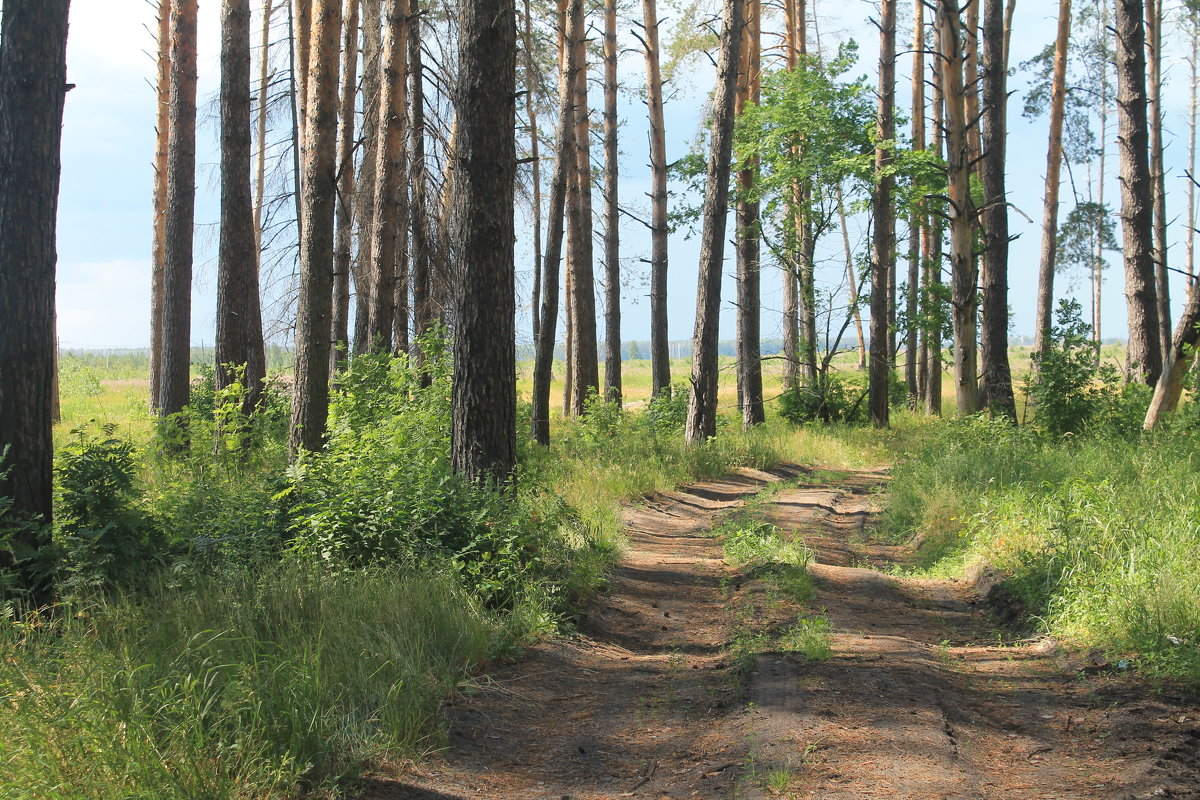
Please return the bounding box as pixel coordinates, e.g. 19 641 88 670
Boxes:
55 0 1200 351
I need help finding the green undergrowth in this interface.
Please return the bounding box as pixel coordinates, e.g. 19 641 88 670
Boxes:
883 415 1200 683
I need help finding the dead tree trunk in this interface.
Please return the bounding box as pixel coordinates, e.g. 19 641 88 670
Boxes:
1144 283 1200 428
216 0 267 415
0 0 71 595
160 0 199 418
1116 0 1161 384
288 0 341 457
331 0 359 369
869 0 896 428
685 0 742 444
151 0 172 413
640 0 671 397
602 0 622 404
450 0 518 485
1033 0 1071 363
978 0 1015 419
532 0 581 445
735 0 764 428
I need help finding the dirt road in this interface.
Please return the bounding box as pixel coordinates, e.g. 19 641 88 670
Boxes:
365 466 1199 800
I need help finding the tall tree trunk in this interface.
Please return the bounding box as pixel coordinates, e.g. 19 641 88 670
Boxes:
938 0 979 415
905 0 924 400
410 0 434 360
735 0 764 428
685 0 742 444
781 0 802 389
523 0 544 349
253 0 272 254
532 0 580 445
837 190 866 370
0 0 71 597
1144 284 1200 428
1146 0 1170 362
331 0 359 370
978 0 1015 419
869 0 896 428
160 0 199 418
151 0 172 413
568 9 599 415
1189 8 1198 286
367 0 408 351
294 0 312 139
1116 0 1161 385
216 0 267 415
922 15 946 416
288 0 342 457
641 0 671 397
450 0 518 484
1034 0 1071 362
354 0 382 354
602 0 622 404
1094 0 1111 352
393 134 410 354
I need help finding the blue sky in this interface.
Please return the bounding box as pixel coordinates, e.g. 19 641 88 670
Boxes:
55 0 1198 351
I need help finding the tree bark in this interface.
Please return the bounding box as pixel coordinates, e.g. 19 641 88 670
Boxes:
1033 0 1071 363
978 0 1015 419
905 0 924 400
602 0 622 404
735 0 764 428
1144 283 1200 428
367 0 408 351
523 0 544 350
331 0 359 370
160 0 199 418
685 0 742 445
253 0 272 255
450 0 518 484
216 0 267 415
354 0 382 354
1116 0 1161 384
869 0 896 428
938 0 979 416
151 0 172 413
568 10 600 415
288 0 342 458
294 0 312 139
1146 0 1170 363
923 21 945 416
1189 7 1198 286
0 0 71 594
532 0 580 445
781 0 802 389
410 0 435 362
642 0 671 397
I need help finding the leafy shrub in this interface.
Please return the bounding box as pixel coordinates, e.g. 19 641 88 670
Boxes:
644 382 689 435
778 371 866 425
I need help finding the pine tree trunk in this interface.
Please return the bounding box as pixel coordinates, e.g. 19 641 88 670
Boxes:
922 16 946 416
1147 0 1170 362
450 0 518 484
978 0 1015 419
1189 13 1198 285
216 0 267 415
1034 0 1071 362
160 0 199 418
735 0 764 428
569 13 600 415
1094 0 1110 354
0 0 71 594
523 0 544 349
1116 0 1162 384
532 0 580 445
781 0 801 389
869 0 895 428
905 0 924 400
294 0 312 139
685 0 742 445
602 0 622 405
288 0 341 457
331 0 359 370
367 0 408 351
253 0 272 254
837 191 867 371
410 0 435 360
394 138 410 354
642 0 671 397
151 0 172 413
354 0 382 354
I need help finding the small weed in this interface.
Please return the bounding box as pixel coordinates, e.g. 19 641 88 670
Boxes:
779 615 833 662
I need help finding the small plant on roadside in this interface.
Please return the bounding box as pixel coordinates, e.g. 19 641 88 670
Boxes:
779 615 833 662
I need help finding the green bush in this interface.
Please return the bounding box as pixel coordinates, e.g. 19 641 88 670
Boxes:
778 371 866 425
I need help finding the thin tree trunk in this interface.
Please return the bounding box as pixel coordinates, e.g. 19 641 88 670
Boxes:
1144 283 1200 428
735 0 764 428
331 0 359 370
160 0 199 418
216 0 267 415
354 0 382 354
602 0 622 404
923 15 946 416
938 0 979 416
367 0 408 351
1095 0 1110 352
151 0 172 412
1147 0 1170 362
905 0 924 399
781 0 802 389
288 0 305 267
1189 11 1198 286
253 0 272 254
1116 0 1161 384
869 0 896 428
450 0 518 484
685 0 742 444
410 0 434 360
394 134 410 354
837 191 866 370
532 0 580 445
1034 0 1070 362
978 0 1015 419
641 0 671 397
568 8 599 415
524 0 544 349
294 0 312 138
0 0 71 595
288 0 341 457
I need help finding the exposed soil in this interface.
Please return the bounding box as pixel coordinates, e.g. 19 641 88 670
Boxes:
362 466 1199 800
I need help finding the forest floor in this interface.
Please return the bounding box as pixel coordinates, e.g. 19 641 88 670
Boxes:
361 466 1200 800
